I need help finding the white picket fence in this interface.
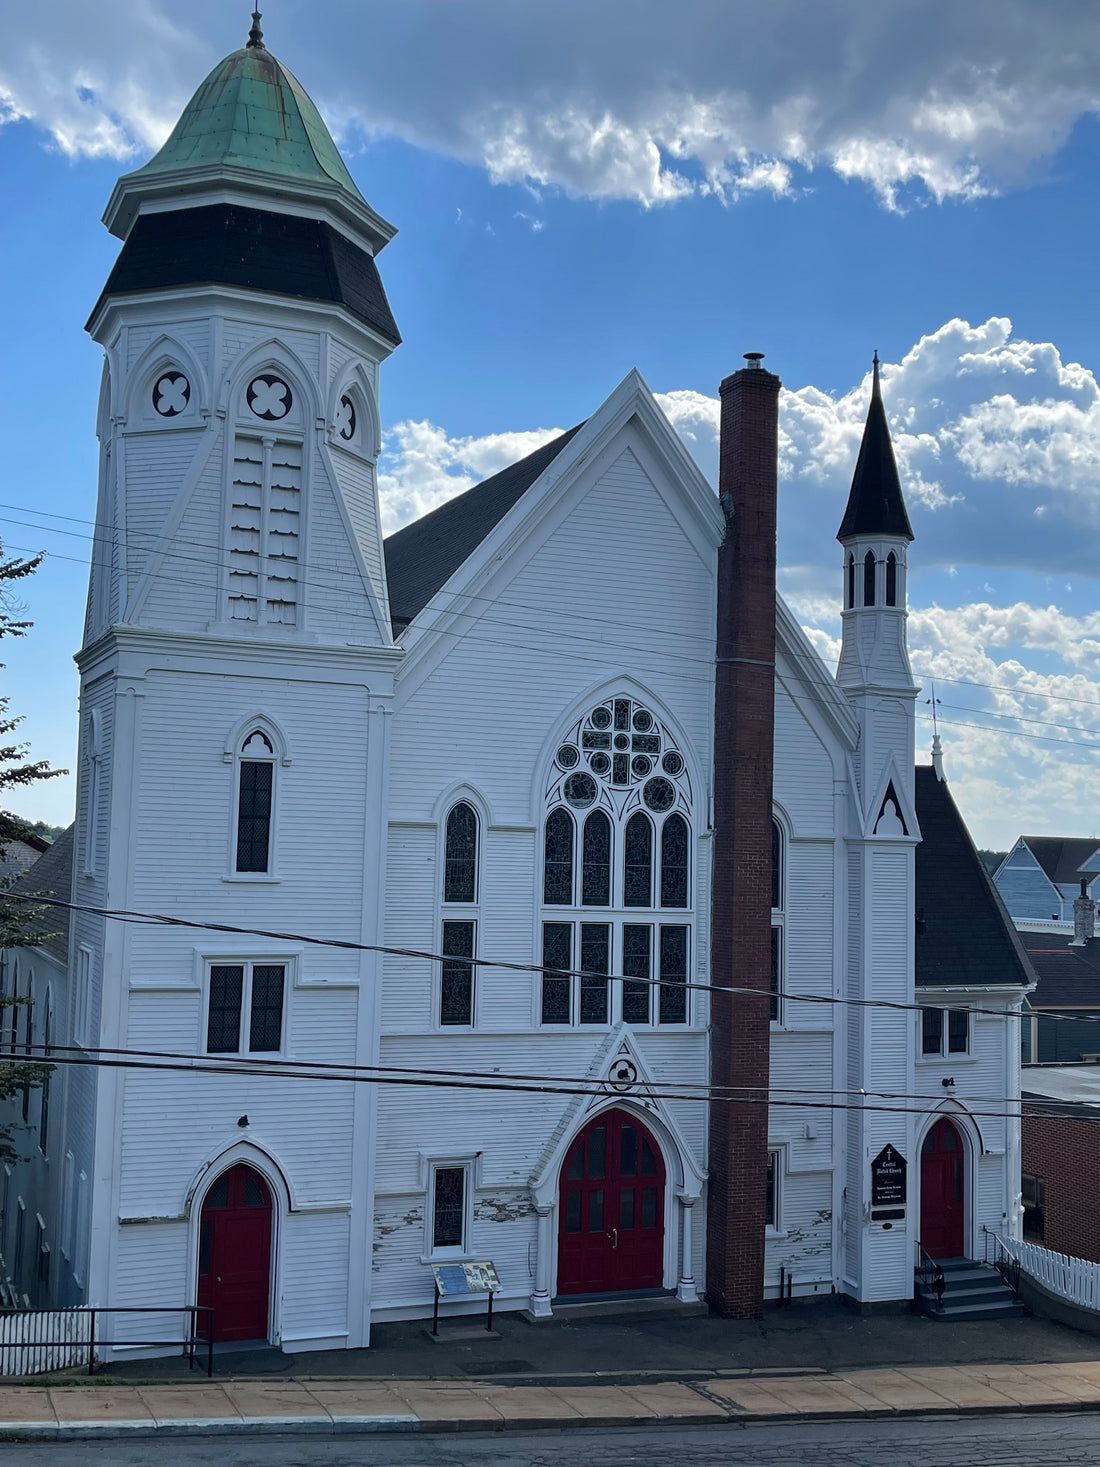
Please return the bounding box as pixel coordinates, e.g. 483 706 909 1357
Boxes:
0 1308 91 1376
988 1231 1100 1311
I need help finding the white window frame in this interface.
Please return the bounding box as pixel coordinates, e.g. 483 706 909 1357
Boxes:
203 958 290 1057
771 816 785 1028
766 1146 785 1237
918 1004 971 1060
81 710 101 878
226 730 281 882
437 801 481 1029
421 1156 477 1262
537 918 692 1029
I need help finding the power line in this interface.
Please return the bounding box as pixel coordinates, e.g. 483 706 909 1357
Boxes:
3 890 1047 1031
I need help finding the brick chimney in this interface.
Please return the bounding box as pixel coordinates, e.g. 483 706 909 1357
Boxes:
1071 879 1096 946
707 351 781 1318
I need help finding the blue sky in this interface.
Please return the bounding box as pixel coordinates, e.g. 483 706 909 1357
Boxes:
3 1 1100 846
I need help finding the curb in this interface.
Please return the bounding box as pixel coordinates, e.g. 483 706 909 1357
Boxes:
3 1397 1100 1442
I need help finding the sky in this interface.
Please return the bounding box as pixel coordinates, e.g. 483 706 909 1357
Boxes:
2 0 1100 849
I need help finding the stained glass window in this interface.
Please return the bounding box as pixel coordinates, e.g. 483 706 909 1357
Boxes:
579 923 610 1023
864 549 876 607
623 813 653 908
658 926 688 1024
432 1166 465 1248
248 965 285 1052
661 814 689 908
771 819 782 910
441 920 475 1025
582 810 611 906
541 922 572 1024
622 924 651 1024
236 755 273 872
643 778 675 812
886 551 898 607
770 926 781 1023
544 808 574 905
207 965 244 1052
444 802 478 903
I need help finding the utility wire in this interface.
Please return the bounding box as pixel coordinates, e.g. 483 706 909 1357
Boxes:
3 890 1048 1031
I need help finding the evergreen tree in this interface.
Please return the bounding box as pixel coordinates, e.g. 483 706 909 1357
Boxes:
0 546 64 1161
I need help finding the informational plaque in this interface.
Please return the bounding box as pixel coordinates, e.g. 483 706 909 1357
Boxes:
870 1144 907 1208
431 1260 501 1297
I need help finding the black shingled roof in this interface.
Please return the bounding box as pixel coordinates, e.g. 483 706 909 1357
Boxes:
914 767 1034 989
837 360 914 543
1018 836 1100 888
383 423 584 635
1018 935 1100 1007
7 825 74 965
92 203 400 345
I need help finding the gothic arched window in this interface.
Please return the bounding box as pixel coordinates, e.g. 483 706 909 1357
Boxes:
235 731 276 873
771 818 784 1023
443 802 478 904
863 549 876 607
886 551 898 607
623 812 653 908
846 553 855 610
582 810 612 906
661 813 689 908
543 808 574 905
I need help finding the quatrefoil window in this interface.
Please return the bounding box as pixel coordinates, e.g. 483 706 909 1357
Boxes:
247 375 293 421
153 372 190 417
334 395 356 441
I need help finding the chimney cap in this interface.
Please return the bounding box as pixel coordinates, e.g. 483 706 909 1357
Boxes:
743 352 765 367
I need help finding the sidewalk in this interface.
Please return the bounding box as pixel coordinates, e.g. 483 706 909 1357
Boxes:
6 1359 1100 1440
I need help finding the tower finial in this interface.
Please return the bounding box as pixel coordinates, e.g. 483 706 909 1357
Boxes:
247 9 265 49
872 350 881 397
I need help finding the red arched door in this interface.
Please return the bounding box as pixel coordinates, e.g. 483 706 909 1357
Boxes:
557 1109 666 1296
197 1164 273 1342
920 1118 966 1259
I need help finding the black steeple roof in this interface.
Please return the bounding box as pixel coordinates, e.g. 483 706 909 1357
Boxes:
837 355 914 543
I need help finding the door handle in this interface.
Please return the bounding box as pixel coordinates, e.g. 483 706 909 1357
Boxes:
607 1228 618 1250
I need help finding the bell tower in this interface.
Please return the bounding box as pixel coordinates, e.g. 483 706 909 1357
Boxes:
70 14 400 1350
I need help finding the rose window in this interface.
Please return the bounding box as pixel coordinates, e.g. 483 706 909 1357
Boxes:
247 375 293 421
550 697 689 814
153 372 190 417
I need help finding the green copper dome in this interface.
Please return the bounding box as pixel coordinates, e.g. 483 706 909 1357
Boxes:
130 17 364 204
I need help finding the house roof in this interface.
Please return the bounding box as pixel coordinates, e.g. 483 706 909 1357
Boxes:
914 766 1035 989
837 355 914 543
7 824 74 965
1018 836 1100 888
1022 1064 1100 1109
1018 932 1100 1008
383 424 585 634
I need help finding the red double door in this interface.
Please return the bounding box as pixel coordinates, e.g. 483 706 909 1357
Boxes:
197 1164 273 1342
920 1118 966 1259
557 1109 666 1296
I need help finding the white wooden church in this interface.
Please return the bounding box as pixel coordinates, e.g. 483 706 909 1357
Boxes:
1 17 1033 1353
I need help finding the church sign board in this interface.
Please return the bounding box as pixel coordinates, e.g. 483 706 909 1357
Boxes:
870 1144 907 1217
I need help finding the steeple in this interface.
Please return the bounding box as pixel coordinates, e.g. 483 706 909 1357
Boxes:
837 354 914 544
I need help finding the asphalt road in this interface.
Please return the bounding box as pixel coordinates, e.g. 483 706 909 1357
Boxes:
8 1413 1100 1467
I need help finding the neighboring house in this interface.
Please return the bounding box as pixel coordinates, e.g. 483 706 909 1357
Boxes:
4 18 1029 1357
1020 1064 1100 1263
1018 922 1100 1064
0 831 50 881
0 826 75 1306
994 837 1100 924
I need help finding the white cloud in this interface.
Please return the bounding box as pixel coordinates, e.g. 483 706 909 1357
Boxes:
5 1 1100 207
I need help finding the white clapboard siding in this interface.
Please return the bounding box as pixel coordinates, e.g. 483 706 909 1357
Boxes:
0 1309 91 1376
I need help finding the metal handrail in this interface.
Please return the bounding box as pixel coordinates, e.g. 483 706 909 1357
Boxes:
0 1305 214 1377
915 1240 946 1305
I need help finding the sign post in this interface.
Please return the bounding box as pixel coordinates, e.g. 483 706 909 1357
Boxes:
430 1260 502 1335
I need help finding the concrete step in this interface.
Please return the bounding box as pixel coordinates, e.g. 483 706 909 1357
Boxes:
919 1298 1026 1321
